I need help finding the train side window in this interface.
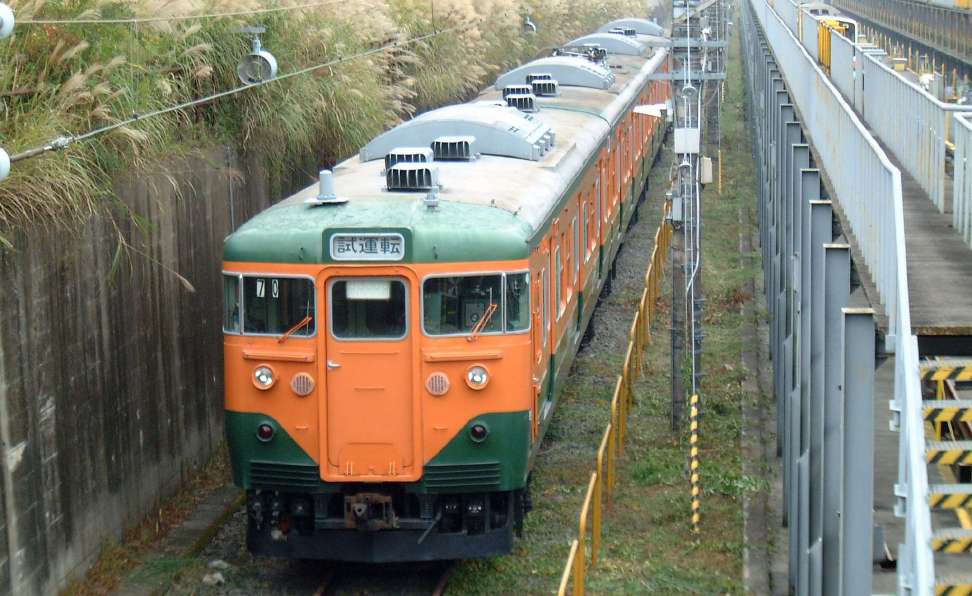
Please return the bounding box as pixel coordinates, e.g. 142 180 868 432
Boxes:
583 200 590 261
564 226 572 296
505 272 530 332
242 276 315 336
572 216 579 284
542 267 550 343
554 245 562 319
534 271 543 358
331 278 406 340
596 174 602 228
223 273 241 334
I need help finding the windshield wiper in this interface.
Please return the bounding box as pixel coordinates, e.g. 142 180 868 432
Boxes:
278 315 313 344
467 303 498 342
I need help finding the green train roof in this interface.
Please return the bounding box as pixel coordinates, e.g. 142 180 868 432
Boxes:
223 194 534 264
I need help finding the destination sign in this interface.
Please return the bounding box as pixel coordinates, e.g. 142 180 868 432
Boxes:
330 233 405 261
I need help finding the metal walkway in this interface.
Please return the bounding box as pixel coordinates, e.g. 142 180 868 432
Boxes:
838 85 972 347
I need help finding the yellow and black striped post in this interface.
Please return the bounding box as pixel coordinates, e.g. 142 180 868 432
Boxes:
690 393 701 534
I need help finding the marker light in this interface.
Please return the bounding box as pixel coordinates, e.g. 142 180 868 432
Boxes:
465 365 489 390
253 365 276 390
256 423 275 442
469 423 489 442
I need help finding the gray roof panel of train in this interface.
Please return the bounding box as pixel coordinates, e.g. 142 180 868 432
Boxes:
562 33 648 56
359 102 555 162
597 18 666 36
494 56 616 90
274 44 669 238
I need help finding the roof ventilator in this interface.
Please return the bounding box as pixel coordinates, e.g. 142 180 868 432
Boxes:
506 93 537 113
532 130 556 157
531 79 560 96
431 136 477 161
525 72 553 84
502 84 533 99
305 170 348 206
424 187 439 210
609 26 637 36
386 164 439 192
360 103 555 162
384 147 433 172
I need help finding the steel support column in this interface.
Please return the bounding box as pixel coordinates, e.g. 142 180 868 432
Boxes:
822 244 851 596
839 308 876 596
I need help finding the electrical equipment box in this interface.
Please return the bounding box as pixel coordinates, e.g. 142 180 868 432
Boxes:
700 156 713 184
674 128 700 154
670 195 683 223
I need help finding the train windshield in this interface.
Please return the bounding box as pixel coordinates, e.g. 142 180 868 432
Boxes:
423 272 530 336
330 278 407 340
230 275 316 336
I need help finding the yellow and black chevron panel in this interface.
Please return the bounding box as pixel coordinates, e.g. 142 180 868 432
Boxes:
937 581 972 596
929 485 972 509
933 530 972 553
927 441 972 465
921 362 972 382
924 401 972 424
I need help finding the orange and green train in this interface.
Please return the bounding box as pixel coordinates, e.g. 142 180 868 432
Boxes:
222 17 671 562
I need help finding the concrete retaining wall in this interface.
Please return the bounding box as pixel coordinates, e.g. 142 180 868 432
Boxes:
0 147 279 595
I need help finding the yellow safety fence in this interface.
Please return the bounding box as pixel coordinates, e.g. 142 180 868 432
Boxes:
557 203 673 596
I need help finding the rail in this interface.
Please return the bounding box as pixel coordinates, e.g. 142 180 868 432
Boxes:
745 0 935 593
557 201 672 596
955 113 972 249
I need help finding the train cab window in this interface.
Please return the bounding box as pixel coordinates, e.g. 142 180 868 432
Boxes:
223 274 241 333
423 274 502 336
330 278 407 340
506 273 530 332
242 276 315 336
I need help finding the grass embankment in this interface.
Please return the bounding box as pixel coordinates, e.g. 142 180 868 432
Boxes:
449 17 760 594
1 0 647 240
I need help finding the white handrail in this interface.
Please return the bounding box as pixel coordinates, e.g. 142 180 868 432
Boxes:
955 114 972 249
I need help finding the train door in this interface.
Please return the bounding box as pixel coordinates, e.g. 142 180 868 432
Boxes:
318 268 418 482
532 245 551 436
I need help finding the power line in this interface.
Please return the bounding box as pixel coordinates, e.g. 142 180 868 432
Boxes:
18 1 342 25
9 24 467 164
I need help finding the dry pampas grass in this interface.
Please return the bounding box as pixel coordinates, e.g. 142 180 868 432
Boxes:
0 0 651 238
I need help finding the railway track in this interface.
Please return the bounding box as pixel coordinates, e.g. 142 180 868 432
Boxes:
309 560 455 596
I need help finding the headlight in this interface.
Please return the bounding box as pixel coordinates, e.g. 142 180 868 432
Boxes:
253 365 276 390
465 365 489 390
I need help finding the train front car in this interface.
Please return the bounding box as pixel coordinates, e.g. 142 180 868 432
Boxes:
222 18 669 563
222 189 533 561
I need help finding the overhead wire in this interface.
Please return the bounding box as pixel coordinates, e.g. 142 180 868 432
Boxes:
17 1 343 25
8 23 467 164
